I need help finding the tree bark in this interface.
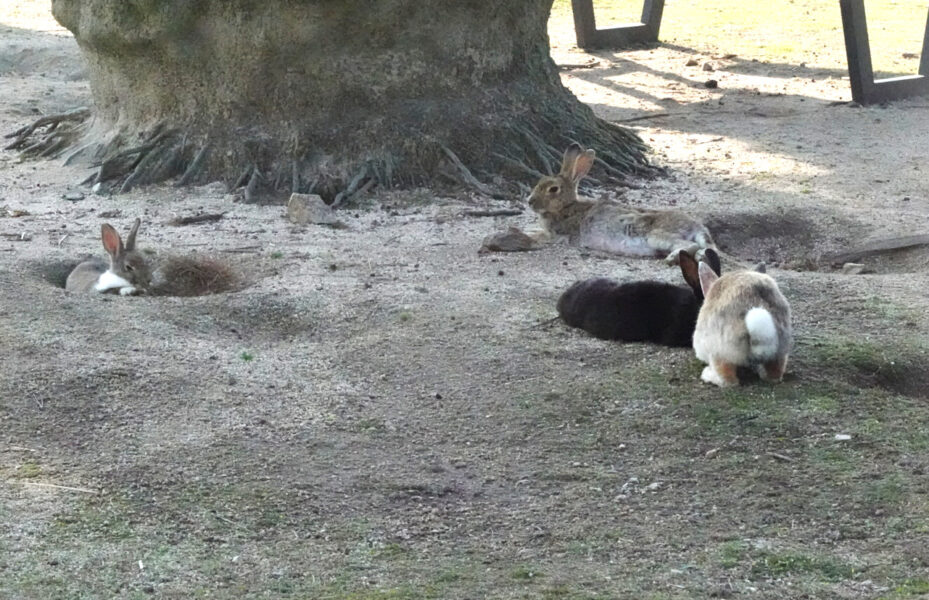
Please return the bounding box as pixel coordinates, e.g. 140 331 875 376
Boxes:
36 0 651 200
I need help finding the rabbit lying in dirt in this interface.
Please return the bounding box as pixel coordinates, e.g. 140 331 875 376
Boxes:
528 143 715 264
692 263 792 387
557 249 720 347
65 218 151 295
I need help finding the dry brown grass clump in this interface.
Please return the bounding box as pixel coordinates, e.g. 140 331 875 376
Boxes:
151 255 239 297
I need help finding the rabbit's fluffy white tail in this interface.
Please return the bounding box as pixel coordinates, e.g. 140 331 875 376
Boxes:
746 307 778 359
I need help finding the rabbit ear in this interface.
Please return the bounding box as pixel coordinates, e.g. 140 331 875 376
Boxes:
703 248 722 276
101 224 124 258
125 218 141 251
698 261 719 296
571 149 596 182
559 143 584 177
679 250 701 295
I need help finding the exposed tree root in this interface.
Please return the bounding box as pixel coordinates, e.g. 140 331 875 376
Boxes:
440 146 495 197
243 168 261 204
176 145 210 187
332 165 371 207
3 108 91 159
5 98 655 204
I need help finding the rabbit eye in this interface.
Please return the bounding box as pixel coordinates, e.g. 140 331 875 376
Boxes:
126 264 135 272
548 185 560 194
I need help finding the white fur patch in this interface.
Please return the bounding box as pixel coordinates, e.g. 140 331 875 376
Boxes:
745 307 778 359
701 365 723 386
701 365 736 387
94 270 133 293
581 232 655 256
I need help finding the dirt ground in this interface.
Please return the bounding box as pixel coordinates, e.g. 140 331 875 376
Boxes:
2 3 929 599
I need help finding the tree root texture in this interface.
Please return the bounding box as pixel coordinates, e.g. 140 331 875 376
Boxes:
4 108 91 159
5 99 655 204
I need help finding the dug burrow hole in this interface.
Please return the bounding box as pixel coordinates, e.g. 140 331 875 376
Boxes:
850 353 929 400
37 254 253 297
813 339 929 400
37 259 83 289
706 210 861 271
148 255 245 297
707 210 929 274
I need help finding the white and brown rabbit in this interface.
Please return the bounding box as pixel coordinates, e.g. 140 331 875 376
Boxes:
65 218 152 295
692 263 792 387
557 249 720 347
528 143 715 264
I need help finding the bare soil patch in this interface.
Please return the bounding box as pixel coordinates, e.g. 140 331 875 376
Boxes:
2 3 929 599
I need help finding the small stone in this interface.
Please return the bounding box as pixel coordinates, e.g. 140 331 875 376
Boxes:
704 79 719 89
702 62 715 72
685 58 699 67
841 262 867 275
645 481 663 492
287 193 337 225
479 227 537 253
63 191 85 202
835 433 852 441
902 196 911 201
705 447 719 459
194 181 227 195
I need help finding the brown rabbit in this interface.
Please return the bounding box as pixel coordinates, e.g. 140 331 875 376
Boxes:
65 218 152 295
692 263 792 387
528 143 715 264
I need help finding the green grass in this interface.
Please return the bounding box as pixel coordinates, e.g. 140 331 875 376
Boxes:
549 0 926 78
511 565 545 581
717 542 857 582
750 550 857 581
865 472 909 508
882 578 929 599
717 540 748 568
14 461 42 478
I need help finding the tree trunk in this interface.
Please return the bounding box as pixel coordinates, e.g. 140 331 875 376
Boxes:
37 0 651 200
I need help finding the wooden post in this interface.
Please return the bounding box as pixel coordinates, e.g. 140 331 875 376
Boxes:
571 0 665 49
839 0 929 104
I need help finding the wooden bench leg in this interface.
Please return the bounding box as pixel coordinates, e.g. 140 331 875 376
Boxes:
571 0 665 50
840 0 929 104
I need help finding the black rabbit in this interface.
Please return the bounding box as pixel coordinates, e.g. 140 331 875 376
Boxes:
557 249 721 347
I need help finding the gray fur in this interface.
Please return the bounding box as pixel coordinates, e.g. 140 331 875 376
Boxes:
65 219 152 294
